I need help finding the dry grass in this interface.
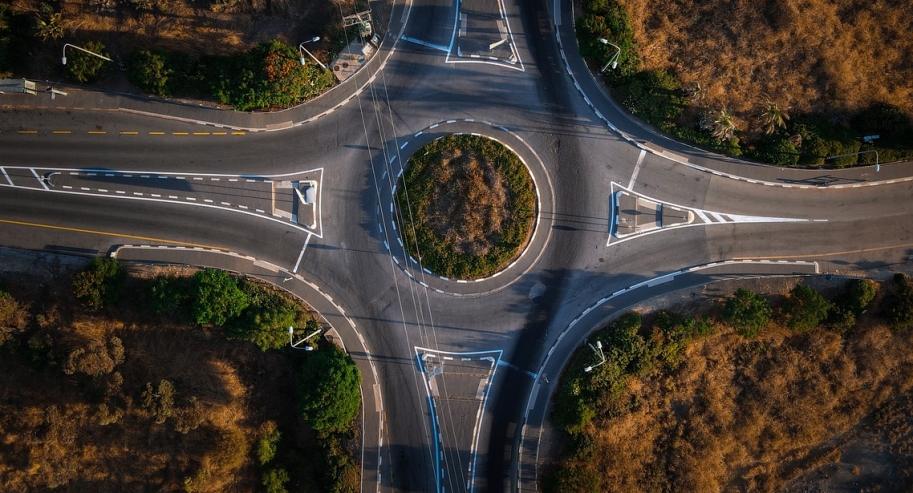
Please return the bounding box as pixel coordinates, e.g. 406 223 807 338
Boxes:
427 149 510 257
554 283 913 492
0 266 318 492
10 0 338 56
619 0 913 126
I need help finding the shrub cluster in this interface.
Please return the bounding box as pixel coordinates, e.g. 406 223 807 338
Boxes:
128 41 336 111
72 257 127 309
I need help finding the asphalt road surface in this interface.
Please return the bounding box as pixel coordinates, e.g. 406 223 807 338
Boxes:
2 0 913 490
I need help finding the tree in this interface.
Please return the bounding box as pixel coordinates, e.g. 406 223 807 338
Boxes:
141 379 176 424
72 257 127 309
128 50 172 96
756 100 789 135
783 284 832 332
711 108 738 142
723 288 771 338
845 279 878 313
226 306 296 350
299 344 361 431
190 269 249 326
257 421 281 465
262 468 290 493
35 12 63 42
63 336 125 377
64 41 113 84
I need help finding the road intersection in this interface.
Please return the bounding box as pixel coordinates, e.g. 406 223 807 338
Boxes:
2 0 913 491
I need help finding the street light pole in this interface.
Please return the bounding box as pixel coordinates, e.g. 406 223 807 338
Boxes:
597 38 621 74
826 149 880 173
298 37 327 70
583 340 606 372
61 43 112 65
289 326 322 351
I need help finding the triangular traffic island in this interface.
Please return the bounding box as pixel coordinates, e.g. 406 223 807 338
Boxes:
613 190 693 238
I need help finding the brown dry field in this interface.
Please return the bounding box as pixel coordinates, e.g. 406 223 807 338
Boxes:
619 0 913 126
0 259 327 492
427 149 510 257
10 0 341 57
550 276 913 492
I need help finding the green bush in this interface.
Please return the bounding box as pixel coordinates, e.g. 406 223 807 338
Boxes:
615 69 687 127
262 468 290 493
748 133 800 166
209 40 335 111
148 274 194 318
299 344 361 432
226 306 296 351
575 12 639 81
845 279 878 313
72 257 127 309
722 288 771 338
65 41 113 84
791 115 861 166
884 274 913 330
783 284 832 332
128 50 173 96
190 269 249 326
257 421 281 465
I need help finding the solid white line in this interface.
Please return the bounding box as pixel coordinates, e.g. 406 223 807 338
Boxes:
628 149 647 189
1 168 14 186
292 233 313 273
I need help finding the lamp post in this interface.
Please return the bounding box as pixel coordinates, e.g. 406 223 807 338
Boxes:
583 340 606 372
289 325 321 351
826 149 880 173
298 37 327 70
597 38 621 74
61 43 112 65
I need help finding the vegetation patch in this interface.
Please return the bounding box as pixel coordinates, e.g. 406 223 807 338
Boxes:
0 257 361 493
576 0 913 166
546 275 913 492
396 134 536 279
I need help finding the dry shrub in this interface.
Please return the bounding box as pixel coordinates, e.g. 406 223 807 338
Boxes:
619 0 913 123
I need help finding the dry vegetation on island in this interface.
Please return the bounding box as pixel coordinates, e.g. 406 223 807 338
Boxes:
618 0 913 128
546 274 913 492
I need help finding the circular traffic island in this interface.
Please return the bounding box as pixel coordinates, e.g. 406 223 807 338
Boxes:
395 134 536 280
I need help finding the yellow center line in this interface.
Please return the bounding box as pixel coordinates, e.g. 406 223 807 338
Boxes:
120 131 139 135
18 130 38 134
193 132 210 136
173 132 189 136
213 132 227 136
0 218 228 251
231 131 246 135
88 131 106 135
734 242 913 260
149 131 166 135
53 130 71 134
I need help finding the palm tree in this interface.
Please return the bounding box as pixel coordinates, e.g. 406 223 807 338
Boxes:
711 108 738 142
756 100 789 135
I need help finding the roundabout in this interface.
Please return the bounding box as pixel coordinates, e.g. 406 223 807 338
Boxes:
379 120 556 297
